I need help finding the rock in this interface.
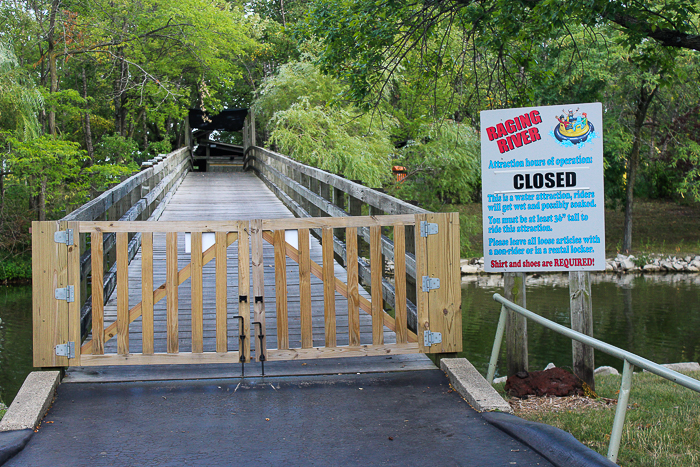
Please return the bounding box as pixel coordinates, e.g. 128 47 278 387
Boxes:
643 263 661 272
605 262 614 272
690 260 700 268
504 368 584 398
685 256 692 263
621 257 636 270
688 266 699 272
594 366 620 376
673 262 685 271
544 362 556 370
461 265 479 274
493 376 507 384
660 260 674 270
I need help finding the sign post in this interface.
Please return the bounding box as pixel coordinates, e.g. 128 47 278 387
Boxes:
481 103 605 382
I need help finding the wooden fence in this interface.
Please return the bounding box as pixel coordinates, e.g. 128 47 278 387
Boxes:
60 148 191 340
33 213 461 367
245 146 429 333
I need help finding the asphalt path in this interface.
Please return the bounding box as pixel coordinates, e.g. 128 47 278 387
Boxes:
6 370 553 466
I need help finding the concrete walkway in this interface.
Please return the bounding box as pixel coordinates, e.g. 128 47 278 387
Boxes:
5 367 552 467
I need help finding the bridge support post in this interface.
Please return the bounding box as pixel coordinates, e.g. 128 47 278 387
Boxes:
504 272 528 376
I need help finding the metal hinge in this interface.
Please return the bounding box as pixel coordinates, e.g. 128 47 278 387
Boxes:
423 331 442 347
54 229 74 245
422 276 440 292
55 285 75 303
420 221 438 237
55 342 75 358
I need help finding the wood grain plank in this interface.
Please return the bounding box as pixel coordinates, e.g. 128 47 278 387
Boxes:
370 225 383 345
166 232 178 353
251 219 267 361
67 222 82 365
322 227 336 347
299 228 312 348
274 229 289 350
117 232 129 355
346 227 360 346
215 231 227 353
237 221 251 362
141 232 154 355
393 224 407 344
91 230 105 355
191 232 203 353
415 214 429 352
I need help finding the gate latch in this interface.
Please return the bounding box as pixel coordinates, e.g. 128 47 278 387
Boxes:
54 229 74 245
422 276 440 292
423 331 442 347
55 342 75 358
420 221 438 237
55 285 75 303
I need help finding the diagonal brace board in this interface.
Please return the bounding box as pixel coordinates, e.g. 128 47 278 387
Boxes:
81 231 239 354
260 231 417 343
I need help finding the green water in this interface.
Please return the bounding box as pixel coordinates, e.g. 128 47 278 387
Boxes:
0 286 33 407
461 273 700 378
2 274 700 406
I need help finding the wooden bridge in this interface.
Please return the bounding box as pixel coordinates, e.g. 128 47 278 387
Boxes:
31 116 461 369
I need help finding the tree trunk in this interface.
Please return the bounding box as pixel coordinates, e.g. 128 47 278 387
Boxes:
622 83 658 254
47 0 60 136
82 67 94 164
39 177 47 221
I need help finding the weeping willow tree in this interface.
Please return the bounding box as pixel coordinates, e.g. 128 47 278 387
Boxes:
0 40 44 248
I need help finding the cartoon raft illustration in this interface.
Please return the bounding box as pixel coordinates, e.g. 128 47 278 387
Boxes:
554 108 594 144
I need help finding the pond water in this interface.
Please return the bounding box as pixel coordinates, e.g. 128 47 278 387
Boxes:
0 286 33 407
2 274 700 406
461 273 700 378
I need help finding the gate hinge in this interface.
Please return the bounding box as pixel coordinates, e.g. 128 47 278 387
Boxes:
423 331 442 347
422 276 440 292
55 285 75 303
54 229 74 245
420 221 439 237
55 342 75 358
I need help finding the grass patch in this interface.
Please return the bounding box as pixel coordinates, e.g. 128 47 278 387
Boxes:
445 199 700 258
494 370 700 466
0 401 6 421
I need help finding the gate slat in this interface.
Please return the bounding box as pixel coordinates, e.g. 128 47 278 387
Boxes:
215 231 228 353
346 227 360 346
191 232 203 353
166 232 179 353
91 231 104 355
322 227 336 347
299 228 312 348
142 232 154 355
274 229 289 350
393 224 407 344
370 225 383 345
238 221 251 362
116 232 129 355
251 220 266 361
415 214 429 353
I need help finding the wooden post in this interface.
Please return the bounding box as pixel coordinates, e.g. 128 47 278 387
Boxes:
570 271 595 391
504 272 528 376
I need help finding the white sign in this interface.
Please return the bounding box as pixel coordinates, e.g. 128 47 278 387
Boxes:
481 103 605 272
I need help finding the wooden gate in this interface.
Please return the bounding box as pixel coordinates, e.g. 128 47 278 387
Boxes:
32 213 461 367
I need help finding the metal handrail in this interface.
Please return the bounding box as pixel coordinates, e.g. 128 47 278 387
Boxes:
487 293 700 463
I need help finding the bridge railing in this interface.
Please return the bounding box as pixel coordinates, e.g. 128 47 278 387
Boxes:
245 146 428 332
61 147 191 339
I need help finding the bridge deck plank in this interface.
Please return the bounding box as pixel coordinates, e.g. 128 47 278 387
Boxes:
95 172 395 357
